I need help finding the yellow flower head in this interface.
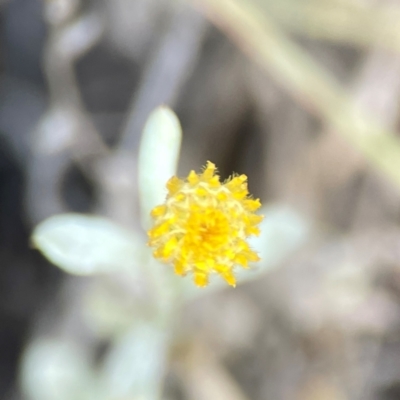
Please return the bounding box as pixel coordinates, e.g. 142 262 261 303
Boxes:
148 161 263 287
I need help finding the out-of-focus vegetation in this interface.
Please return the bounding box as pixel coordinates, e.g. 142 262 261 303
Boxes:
2 0 400 399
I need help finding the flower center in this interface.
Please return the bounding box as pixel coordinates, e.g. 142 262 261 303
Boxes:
185 207 230 253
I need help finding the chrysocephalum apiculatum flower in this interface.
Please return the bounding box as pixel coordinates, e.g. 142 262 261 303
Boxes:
148 161 263 287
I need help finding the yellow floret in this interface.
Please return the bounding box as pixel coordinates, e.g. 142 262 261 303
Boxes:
148 161 263 287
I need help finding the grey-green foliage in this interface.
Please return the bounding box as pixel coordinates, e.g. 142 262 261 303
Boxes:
20 338 96 400
138 106 182 230
99 323 169 400
32 213 142 276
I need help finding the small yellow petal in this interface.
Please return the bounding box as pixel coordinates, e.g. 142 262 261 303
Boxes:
195 259 216 271
194 271 208 287
162 236 178 258
243 249 260 262
209 176 221 187
234 254 249 268
214 264 228 273
187 170 199 185
150 205 167 218
148 221 170 238
195 187 208 196
248 214 263 224
244 198 261 211
174 192 186 202
236 238 250 252
217 191 228 201
202 161 216 180
167 176 183 195
153 247 164 258
233 190 248 200
227 174 247 189
174 260 186 276
245 226 260 236
222 270 236 287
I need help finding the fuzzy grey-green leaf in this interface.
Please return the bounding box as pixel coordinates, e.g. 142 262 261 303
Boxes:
101 323 169 400
20 338 94 400
138 106 182 229
32 213 141 275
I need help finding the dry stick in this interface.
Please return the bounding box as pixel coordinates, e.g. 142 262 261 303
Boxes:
43 12 109 162
310 47 400 228
27 10 109 224
268 0 400 52
117 4 208 152
193 0 400 191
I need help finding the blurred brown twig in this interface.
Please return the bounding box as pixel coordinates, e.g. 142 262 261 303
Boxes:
193 0 400 191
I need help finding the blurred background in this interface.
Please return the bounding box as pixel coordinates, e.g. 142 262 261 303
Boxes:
3 0 400 399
